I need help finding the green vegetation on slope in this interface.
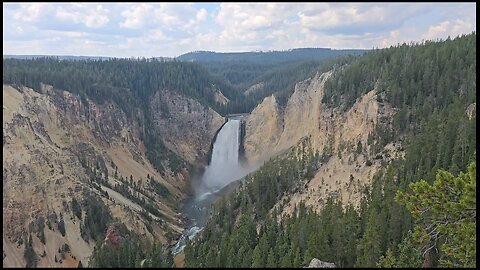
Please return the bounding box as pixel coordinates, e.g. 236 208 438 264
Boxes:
247 57 355 107
88 223 173 268
2 58 241 116
6 33 476 268
3 58 231 173
176 48 367 65
396 162 476 268
184 33 476 268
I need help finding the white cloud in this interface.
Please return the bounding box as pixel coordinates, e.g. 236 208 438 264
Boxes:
146 29 171 42
2 3 477 57
119 4 150 29
423 21 450 40
196 8 207 22
118 3 207 34
381 30 401 47
215 3 296 48
422 19 474 41
155 3 207 32
451 19 475 37
55 4 110 28
13 3 45 22
297 4 427 34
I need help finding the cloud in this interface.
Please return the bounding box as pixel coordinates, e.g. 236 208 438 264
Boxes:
12 3 45 22
119 4 150 29
116 3 209 36
2 3 477 57
214 3 298 50
297 4 428 35
423 21 451 40
196 8 208 22
55 4 110 28
423 19 475 41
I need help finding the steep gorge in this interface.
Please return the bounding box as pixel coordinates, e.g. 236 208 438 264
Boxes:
3 34 475 268
2 83 223 267
181 34 477 268
244 71 401 214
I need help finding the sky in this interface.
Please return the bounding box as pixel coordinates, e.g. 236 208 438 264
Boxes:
2 2 476 58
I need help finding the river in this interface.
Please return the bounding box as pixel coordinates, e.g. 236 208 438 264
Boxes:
172 116 255 256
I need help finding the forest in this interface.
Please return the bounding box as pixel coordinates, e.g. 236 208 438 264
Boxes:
2 49 360 174
184 33 476 268
176 47 367 65
4 33 476 268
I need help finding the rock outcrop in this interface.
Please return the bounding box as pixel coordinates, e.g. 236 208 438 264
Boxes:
466 102 476 120
244 71 401 214
150 90 225 167
308 258 336 268
214 88 230 105
243 94 283 163
244 82 264 96
102 225 125 248
3 84 223 267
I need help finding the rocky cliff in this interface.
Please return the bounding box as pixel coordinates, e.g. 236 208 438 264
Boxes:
2 84 223 267
308 258 337 268
150 90 224 167
244 71 401 214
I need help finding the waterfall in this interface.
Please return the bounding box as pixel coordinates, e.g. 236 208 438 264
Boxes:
173 117 254 256
195 119 243 198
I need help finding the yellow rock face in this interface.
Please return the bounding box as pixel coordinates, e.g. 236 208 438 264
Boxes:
244 71 401 215
244 94 283 164
3 84 220 267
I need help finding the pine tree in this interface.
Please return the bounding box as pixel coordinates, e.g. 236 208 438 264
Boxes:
292 245 302 267
395 231 422 268
58 213 66 237
24 234 37 268
376 248 396 267
266 248 276 268
355 209 382 267
280 246 293 267
251 244 264 268
396 161 476 268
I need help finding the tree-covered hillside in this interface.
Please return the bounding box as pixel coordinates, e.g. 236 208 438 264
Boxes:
324 32 476 178
1 54 350 177
245 56 355 107
3 58 249 173
184 33 476 268
3 33 475 268
177 48 367 65
178 48 366 108
2 58 240 116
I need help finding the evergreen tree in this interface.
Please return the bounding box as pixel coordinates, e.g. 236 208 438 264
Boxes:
396 161 476 268
24 234 37 268
251 243 265 268
356 209 383 267
376 248 396 267
395 231 422 268
266 248 276 268
292 245 302 267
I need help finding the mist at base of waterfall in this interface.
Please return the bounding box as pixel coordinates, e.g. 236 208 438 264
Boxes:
193 119 252 199
172 117 260 256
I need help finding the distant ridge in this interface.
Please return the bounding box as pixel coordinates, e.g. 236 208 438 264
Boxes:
3 55 113 61
176 47 369 64
4 48 368 63
3 55 177 62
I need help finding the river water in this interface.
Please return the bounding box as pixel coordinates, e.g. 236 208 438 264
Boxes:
172 117 254 256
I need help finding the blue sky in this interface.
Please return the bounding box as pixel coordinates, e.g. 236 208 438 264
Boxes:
3 3 476 57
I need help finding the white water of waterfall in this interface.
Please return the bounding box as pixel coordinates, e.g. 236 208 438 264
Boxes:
173 118 253 256
195 119 244 198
